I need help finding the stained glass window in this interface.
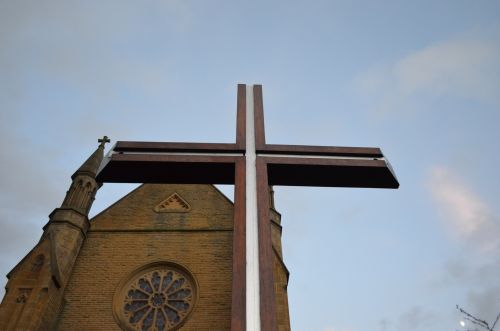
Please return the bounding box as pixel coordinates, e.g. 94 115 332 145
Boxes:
114 263 197 331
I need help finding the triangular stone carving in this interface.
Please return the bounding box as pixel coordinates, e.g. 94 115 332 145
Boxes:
154 193 191 213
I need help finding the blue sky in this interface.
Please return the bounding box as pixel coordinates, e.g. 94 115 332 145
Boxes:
1 1 499 330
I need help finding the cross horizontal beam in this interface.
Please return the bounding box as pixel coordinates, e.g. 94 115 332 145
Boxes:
264 156 398 188
96 150 398 188
258 143 384 157
113 141 244 154
97 153 240 184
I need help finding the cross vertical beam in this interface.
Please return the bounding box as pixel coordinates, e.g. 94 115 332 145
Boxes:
231 158 246 330
256 157 277 330
231 84 247 330
245 85 261 330
253 84 277 330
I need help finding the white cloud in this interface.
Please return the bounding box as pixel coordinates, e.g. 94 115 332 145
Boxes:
394 38 499 100
355 34 500 111
427 166 500 254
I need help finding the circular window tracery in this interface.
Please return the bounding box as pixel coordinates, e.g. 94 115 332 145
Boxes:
114 262 198 331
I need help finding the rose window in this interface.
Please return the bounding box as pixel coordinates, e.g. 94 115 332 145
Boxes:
114 262 198 331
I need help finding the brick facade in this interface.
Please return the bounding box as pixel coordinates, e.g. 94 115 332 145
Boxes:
0 182 291 330
58 184 234 330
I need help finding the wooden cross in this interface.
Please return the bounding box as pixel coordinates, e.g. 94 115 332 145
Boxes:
96 84 399 331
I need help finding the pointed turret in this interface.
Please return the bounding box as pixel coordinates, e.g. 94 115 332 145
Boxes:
71 136 109 180
62 136 110 214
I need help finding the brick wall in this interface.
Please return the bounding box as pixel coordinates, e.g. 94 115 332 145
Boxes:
57 184 234 330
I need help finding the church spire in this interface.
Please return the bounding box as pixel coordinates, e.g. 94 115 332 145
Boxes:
71 135 110 180
62 136 110 214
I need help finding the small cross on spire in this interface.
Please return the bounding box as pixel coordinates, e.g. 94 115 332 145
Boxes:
98 135 111 148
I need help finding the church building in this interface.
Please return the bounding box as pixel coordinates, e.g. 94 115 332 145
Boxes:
0 141 291 330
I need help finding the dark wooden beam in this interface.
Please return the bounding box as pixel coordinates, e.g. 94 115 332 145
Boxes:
113 141 243 154
264 157 399 188
253 85 266 149
236 84 247 149
256 158 277 331
96 154 240 184
231 159 246 331
259 144 384 158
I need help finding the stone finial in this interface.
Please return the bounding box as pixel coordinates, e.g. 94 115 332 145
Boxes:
98 135 111 149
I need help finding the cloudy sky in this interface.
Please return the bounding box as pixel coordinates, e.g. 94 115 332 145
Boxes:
1 1 499 330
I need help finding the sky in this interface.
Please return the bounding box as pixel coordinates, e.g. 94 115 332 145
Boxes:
0 1 499 330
